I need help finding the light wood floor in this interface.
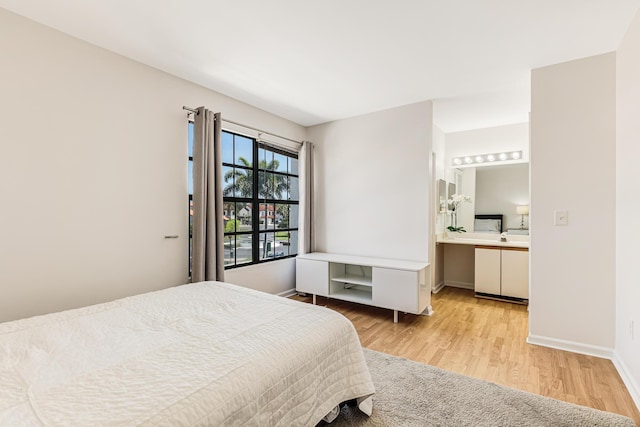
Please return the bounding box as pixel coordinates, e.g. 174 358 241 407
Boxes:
292 287 640 425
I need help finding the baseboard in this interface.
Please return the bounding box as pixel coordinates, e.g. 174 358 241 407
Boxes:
443 281 474 290
612 352 640 411
278 288 298 298
432 280 446 294
526 334 615 359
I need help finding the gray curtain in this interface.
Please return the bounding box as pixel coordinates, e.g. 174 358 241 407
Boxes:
298 141 315 254
191 107 225 282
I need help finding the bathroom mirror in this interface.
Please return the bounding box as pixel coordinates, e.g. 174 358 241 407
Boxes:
458 163 529 231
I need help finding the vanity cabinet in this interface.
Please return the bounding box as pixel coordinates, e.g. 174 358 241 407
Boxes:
296 252 432 322
500 248 529 299
474 247 501 295
474 246 528 300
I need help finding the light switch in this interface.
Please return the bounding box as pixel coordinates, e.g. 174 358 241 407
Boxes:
554 210 568 226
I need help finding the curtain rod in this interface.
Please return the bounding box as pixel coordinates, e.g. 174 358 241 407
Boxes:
182 106 303 146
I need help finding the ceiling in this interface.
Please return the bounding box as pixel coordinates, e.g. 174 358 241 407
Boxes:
1 0 637 132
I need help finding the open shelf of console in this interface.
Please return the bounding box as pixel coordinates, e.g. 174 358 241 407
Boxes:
296 252 432 323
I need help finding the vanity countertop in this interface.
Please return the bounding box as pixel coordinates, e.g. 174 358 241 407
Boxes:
437 233 529 249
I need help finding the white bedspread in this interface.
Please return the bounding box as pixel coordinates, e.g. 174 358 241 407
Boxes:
0 281 374 426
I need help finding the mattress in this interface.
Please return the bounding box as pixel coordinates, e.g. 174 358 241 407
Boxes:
0 281 374 426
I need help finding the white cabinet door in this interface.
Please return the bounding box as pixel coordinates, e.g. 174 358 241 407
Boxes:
501 248 529 299
474 247 501 295
296 258 329 296
372 267 417 313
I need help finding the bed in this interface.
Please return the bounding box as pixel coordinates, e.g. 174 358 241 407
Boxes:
0 281 375 426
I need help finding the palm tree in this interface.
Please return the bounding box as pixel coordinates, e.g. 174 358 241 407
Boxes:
223 157 288 199
223 157 253 197
223 156 290 259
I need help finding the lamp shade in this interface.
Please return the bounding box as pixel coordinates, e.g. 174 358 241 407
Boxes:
516 205 529 215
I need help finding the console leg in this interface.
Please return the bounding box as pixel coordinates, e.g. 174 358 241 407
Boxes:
393 310 398 323
313 294 316 305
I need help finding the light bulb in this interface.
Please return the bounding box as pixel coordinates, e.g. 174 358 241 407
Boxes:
475 156 483 163
499 153 507 161
453 158 462 165
464 157 473 164
487 154 495 161
511 152 521 159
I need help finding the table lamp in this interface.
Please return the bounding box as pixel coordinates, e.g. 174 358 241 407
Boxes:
516 205 529 229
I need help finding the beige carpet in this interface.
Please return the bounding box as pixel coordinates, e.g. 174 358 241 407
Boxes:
328 349 636 427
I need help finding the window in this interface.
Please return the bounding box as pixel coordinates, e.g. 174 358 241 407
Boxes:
188 127 299 273
222 131 299 268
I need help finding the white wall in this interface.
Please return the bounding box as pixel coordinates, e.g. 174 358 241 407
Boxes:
529 53 616 353
615 9 640 408
475 164 530 230
433 125 447 182
307 101 433 262
433 125 447 234
0 8 305 322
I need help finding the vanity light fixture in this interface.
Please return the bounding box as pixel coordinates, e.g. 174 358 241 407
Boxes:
451 150 523 167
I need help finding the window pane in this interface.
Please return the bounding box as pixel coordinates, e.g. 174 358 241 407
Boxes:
223 166 253 198
236 202 252 231
257 147 265 167
274 173 287 200
289 204 299 229
224 234 253 266
258 171 267 199
222 166 234 197
289 176 299 201
259 172 279 200
290 157 298 175
289 230 299 256
222 132 233 164
234 167 253 198
224 234 235 266
274 230 290 257
275 204 288 229
188 160 193 195
258 147 273 170
188 123 194 158
274 152 287 173
235 135 253 167
235 234 253 265
259 203 275 230
266 173 276 200
264 150 274 170
223 202 237 232
259 232 276 260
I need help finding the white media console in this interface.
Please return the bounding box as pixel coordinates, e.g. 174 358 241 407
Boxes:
295 252 432 323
